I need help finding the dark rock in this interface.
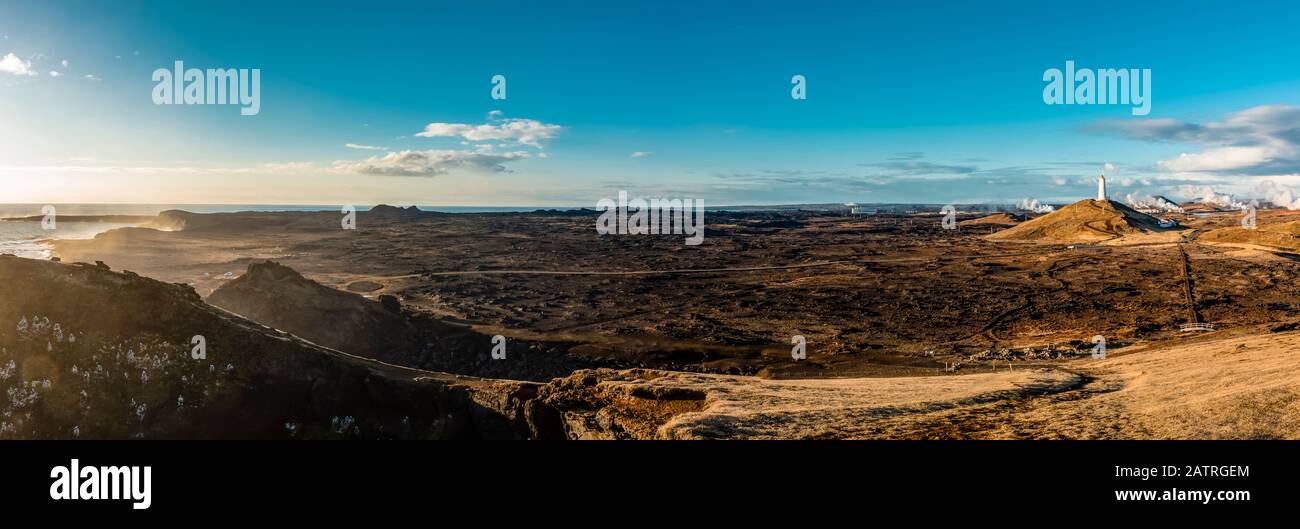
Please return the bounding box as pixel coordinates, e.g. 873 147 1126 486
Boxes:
379 294 401 313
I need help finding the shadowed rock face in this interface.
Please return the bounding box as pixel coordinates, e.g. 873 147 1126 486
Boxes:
208 261 419 364
207 260 594 381
0 255 554 440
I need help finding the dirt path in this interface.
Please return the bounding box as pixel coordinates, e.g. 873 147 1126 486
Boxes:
1178 246 1203 324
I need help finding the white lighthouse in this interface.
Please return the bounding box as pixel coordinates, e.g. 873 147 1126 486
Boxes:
1097 174 1107 201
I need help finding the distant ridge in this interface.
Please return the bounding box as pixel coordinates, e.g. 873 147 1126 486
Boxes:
959 212 1026 227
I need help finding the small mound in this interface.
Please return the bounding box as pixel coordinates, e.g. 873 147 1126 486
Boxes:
1200 219 1300 252
987 199 1177 243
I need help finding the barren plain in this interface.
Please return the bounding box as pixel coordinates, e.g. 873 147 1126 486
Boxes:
0 202 1294 439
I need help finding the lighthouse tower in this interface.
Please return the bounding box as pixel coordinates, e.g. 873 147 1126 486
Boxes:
1097 174 1107 201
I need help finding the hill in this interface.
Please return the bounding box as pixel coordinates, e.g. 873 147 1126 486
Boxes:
0 255 546 439
1200 219 1300 252
208 261 419 363
207 260 593 380
987 199 1180 244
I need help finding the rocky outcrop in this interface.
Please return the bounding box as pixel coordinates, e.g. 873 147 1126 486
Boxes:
208 261 419 364
530 369 709 440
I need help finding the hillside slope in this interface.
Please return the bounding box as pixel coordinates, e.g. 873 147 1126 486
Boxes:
959 212 1026 227
208 261 419 362
987 199 1180 244
1200 219 1300 252
0 255 550 439
535 327 1300 439
207 260 594 380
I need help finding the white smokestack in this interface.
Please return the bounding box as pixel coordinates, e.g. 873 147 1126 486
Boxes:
1097 174 1107 201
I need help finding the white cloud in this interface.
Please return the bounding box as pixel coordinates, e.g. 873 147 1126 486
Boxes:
60 59 68 67
1089 105 1300 177
331 149 531 177
630 151 653 158
259 162 317 173
83 74 101 81
416 115 562 148
344 143 388 151
1158 146 1275 173
48 71 60 77
0 53 35 76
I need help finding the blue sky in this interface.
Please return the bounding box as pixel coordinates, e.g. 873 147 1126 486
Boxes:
2 0 1300 206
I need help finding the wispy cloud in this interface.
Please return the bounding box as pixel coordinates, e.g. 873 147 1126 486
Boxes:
415 113 562 148
888 151 925 161
331 149 530 177
859 160 979 179
630 151 653 158
344 143 388 151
